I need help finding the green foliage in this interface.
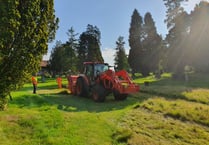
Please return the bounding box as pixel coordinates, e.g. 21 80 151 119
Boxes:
0 0 58 109
163 0 188 76
0 97 8 111
128 9 143 75
128 9 163 77
163 0 186 29
141 12 164 76
186 1 209 73
49 27 78 75
114 36 129 71
49 41 65 75
65 27 78 73
77 24 104 71
165 11 190 77
164 1 209 77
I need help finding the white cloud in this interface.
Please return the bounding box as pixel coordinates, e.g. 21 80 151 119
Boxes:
101 48 116 66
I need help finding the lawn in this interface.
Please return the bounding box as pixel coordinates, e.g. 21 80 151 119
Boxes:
0 73 209 145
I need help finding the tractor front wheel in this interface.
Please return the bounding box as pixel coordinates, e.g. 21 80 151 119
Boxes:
113 90 127 101
76 78 89 97
92 85 106 102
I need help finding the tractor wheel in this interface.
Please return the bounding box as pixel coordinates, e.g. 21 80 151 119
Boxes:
92 85 106 102
113 90 127 101
76 78 89 97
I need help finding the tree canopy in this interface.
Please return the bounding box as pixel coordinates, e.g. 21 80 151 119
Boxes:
0 0 58 110
164 0 209 78
49 24 104 74
77 24 104 72
49 27 78 75
187 1 209 73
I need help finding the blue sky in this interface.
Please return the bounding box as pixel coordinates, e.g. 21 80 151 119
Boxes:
45 0 204 65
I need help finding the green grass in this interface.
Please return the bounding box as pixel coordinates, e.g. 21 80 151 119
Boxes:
1 74 209 145
139 97 209 126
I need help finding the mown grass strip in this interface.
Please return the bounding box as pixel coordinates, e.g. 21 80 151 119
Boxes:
114 108 209 145
140 85 209 105
138 97 209 127
182 89 209 104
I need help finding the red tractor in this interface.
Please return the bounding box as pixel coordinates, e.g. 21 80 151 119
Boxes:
67 62 139 102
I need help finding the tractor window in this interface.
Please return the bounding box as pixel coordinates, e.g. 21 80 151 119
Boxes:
95 64 108 75
85 65 93 77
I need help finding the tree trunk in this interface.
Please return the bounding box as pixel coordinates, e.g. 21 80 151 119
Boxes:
0 97 7 111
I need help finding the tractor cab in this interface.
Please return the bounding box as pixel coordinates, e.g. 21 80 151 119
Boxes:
83 62 109 79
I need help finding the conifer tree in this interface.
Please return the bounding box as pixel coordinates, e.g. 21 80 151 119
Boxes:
128 9 143 77
142 12 163 76
187 1 209 73
65 27 78 73
114 36 129 71
49 41 65 76
163 0 190 78
77 24 103 71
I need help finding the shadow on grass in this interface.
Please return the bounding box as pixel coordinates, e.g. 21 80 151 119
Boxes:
21 84 58 92
138 74 209 105
10 73 209 112
9 92 147 113
147 73 209 89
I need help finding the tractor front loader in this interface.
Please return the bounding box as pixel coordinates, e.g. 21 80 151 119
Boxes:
67 62 139 102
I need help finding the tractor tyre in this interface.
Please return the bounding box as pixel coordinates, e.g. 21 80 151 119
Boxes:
92 85 106 102
113 90 127 101
76 78 89 97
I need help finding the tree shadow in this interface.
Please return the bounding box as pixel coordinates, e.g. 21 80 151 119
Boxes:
9 92 148 113
10 73 209 112
139 75 209 105
21 84 58 91
156 73 209 89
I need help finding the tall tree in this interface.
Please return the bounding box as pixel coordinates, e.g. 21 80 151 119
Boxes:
114 36 129 71
163 0 190 78
77 33 88 72
77 24 103 72
49 41 65 76
166 11 190 77
163 0 186 30
0 0 58 110
128 9 143 76
187 1 209 73
49 27 79 75
142 12 163 75
65 27 78 73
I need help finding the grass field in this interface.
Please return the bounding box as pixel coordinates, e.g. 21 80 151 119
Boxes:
0 73 209 145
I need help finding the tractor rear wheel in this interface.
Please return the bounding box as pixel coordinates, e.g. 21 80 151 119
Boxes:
113 90 127 101
76 78 89 97
92 85 106 102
